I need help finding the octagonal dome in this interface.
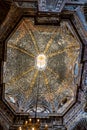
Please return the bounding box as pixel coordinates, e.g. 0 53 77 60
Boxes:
3 18 80 116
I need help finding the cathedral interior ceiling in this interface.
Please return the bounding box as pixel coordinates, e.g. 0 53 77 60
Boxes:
0 0 87 129
3 18 80 116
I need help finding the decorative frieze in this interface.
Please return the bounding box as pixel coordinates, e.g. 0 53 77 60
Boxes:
15 1 37 8
64 102 83 129
82 62 87 88
38 0 66 13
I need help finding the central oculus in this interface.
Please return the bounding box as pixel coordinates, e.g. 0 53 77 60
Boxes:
36 54 47 71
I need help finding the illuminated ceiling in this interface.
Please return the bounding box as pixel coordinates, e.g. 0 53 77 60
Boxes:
3 18 80 115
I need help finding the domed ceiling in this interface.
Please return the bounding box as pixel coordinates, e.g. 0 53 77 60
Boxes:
3 18 80 116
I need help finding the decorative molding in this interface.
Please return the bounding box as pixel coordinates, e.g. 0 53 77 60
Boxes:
14 1 37 8
0 1 87 129
83 45 87 61
64 102 83 130
34 15 61 25
38 0 66 13
70 118 87 130
82 62 87 88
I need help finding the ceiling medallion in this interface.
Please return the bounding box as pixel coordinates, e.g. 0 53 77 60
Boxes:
35 54 47 71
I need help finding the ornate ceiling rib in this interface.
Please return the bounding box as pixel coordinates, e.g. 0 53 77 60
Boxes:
0 0 87 130
4 17 80 116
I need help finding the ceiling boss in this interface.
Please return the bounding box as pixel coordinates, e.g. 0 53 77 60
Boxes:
35 54 47 71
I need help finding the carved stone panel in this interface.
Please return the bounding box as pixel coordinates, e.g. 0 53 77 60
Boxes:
38 0 66 13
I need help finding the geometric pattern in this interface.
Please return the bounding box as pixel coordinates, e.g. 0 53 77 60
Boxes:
3 18 80 115
38 0 66 12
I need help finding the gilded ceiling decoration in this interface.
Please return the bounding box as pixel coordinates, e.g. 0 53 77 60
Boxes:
3 18 80 115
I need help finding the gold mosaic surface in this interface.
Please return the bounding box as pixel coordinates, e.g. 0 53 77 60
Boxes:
3 18 80 114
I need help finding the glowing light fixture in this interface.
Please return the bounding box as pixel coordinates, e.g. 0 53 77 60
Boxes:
18 118 48 130
36 54 47 71
17 71 48 130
